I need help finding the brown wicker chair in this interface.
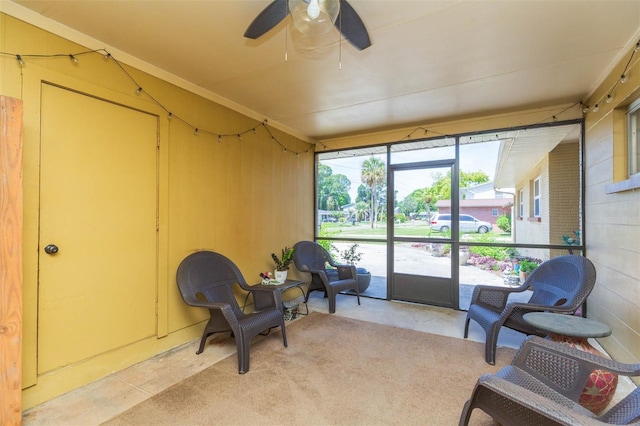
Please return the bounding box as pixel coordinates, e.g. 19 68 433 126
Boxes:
292 240 360 314
176 251 287 374
460 336 640 425
464 255 596 364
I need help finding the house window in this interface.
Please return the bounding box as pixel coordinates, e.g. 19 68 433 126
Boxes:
627 98 640 178
491 208 499 217
519 189 524 217
533 177 541 217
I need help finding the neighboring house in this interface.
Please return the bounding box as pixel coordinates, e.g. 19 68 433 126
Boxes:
435 198 513 226
495 140 580 259
318 209 338 222
460 181 512 200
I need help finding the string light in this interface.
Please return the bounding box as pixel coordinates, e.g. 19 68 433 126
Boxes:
582 38 639 115
1 48 313 156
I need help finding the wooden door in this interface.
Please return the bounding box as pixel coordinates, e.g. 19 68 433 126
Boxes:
38 83 158 373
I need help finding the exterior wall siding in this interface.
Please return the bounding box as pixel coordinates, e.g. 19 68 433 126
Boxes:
548 142 580 258
583 43 640 371
514 158 551 260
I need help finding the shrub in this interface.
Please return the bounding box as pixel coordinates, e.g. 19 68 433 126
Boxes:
517 257 542 273
496 215 511 233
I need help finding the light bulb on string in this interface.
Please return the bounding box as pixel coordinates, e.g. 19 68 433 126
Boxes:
582 105 589 114
288 0 340 36
606 94 613 104
621 74 628 83
16 54 24 66
136 87 143 95
69 54 79 64
307 0 320 19
635 42 640 53
167 112 173 119
592 104 599 113
218 135 222 143
194 128 199 136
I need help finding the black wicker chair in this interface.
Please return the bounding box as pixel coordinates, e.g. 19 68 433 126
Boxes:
464 255 596 364
176 251 287 374
292 241 360 314
460 336 640 425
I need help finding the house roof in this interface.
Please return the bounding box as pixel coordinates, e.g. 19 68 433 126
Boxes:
5 1 640 140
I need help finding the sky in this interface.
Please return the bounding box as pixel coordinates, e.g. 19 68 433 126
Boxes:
320 141 501 202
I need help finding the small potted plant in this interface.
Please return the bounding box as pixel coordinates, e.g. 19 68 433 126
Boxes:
518 258 540 283
271 247 294 282
338 243 371 293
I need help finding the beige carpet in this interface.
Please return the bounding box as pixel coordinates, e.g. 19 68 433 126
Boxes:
104 312 514 425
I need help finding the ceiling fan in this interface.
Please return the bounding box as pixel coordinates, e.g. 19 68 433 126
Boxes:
244 0 371 51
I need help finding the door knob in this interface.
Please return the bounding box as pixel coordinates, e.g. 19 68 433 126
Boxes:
44 244 59 255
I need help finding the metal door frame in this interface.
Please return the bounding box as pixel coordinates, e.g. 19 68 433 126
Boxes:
387 157 460 308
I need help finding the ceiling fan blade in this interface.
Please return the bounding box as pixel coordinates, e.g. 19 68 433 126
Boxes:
335 0 371 50
244 0 290 39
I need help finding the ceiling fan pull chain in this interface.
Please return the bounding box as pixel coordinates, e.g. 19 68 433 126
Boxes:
338 11 342 70
285 24 289 62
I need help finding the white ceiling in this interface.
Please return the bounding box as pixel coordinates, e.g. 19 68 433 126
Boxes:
7 0 640 140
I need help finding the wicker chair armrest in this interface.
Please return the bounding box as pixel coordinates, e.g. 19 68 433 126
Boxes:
185 300 228 310
499 302 575 321
470 285 528 311
466 373 598 426
247 286 283 311
335 264 357 280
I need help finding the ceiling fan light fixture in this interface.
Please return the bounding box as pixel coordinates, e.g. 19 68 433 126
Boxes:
288 0 340 36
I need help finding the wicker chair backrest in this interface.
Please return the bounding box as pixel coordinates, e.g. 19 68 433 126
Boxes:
524 255 596 310
176 251 245 317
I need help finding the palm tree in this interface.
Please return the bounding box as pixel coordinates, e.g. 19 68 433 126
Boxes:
360 157 386 228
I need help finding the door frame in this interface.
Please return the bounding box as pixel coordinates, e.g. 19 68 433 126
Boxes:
387 158 460 308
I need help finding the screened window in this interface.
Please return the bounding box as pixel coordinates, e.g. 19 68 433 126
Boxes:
533 177 541 217
628 98 640 177
519 189 524 217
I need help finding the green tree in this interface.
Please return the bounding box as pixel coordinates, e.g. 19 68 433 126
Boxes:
360 157 386 228
460 170 490 188
427 170 490 203
317 164 351 211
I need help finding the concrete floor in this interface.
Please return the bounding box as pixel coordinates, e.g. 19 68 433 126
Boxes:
22 293 529 425
22 292 633 425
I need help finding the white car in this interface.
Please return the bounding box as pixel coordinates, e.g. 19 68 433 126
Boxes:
430 214 491 233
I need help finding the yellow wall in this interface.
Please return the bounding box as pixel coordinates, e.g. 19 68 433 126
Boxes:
582 42 640 369
1 14 313 408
